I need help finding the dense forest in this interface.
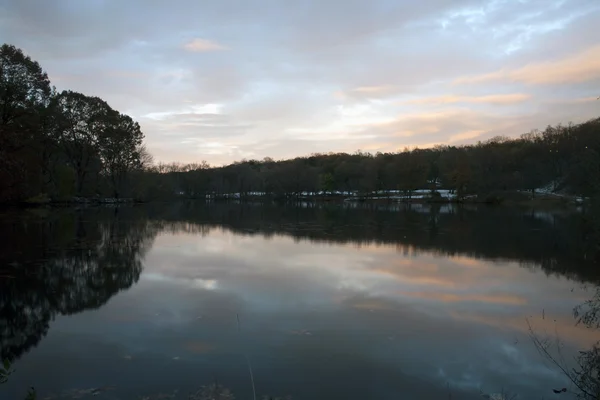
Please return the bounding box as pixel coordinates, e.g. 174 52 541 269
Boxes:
1 43 599 204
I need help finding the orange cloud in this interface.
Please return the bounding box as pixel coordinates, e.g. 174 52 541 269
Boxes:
454 45 600 85
404 93 532 105
360 110 460 137
335 85 397 100
452 312 599 348
450 256 487 268
350 107 542 151
183 38 227 52
406 292 528 306
449 130 485 142
371 266 459 289
548 96 600 105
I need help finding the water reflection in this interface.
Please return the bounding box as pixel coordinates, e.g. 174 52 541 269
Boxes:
0 203 599 399
0 208 158 361
571 286 600 397
146 202 600 281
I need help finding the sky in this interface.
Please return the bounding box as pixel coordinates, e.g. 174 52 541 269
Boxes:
1 0 599 165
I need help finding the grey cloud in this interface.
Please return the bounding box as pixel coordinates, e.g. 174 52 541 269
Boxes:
144 121 253 141
223 86 336 130
0 1 155 59
436 0 598 55
526 8 600 59
0 0 597 163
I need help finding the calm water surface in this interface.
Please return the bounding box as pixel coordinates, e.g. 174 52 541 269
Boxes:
0 203 598 400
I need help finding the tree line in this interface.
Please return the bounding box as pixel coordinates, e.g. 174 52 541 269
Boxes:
0 44 150 203
145 118 600 202
2 43 599 203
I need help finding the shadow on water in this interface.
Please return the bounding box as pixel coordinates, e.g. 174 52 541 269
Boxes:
1 202 599 399
0 207 159 362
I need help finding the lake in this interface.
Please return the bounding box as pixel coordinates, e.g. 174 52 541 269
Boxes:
1 203 599 400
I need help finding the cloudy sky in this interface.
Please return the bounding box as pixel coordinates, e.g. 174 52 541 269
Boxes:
1 0 599 165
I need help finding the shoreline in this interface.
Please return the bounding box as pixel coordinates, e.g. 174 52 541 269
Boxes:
2 189 588 211
2 192 585 209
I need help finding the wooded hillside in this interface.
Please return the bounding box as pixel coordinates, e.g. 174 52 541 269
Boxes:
2 43 599 203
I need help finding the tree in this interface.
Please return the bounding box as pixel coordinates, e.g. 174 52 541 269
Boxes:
393 150 428 200
444 150 472 200
0 44 52 201
4 40 600 204
568 148 600 198
0 43 153 202
51 91 114 195
99 112 145 198
319 172 335 193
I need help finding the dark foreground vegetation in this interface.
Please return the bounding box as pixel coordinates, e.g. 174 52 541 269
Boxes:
2 43 600 205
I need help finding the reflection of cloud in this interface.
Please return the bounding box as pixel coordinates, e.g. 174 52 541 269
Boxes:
143 273 218 291
183 341 215 354
145 230 575 332
451 312 600 348
406 292 527 306
191 278 218 290
370 255 520 291
374 268 458 288
451 256 487 268
351 299 393 311
20 220 596 400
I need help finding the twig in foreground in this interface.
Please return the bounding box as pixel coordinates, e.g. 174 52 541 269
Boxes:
237 313 257 400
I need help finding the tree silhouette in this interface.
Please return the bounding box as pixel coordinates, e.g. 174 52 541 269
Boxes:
0 209 159 361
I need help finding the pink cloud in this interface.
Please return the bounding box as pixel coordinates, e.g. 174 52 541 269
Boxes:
183 38 227 52
404 93 532 105
454 45 600 85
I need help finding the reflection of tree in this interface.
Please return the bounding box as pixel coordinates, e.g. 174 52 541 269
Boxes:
143 202 600 284
149 202 600 399
528 283 600 399
0 208 158 361
575 287 600 330
528 320 599 399
567 203 600 398
574 346 600 399
572 286 600 399
3 201 600 390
